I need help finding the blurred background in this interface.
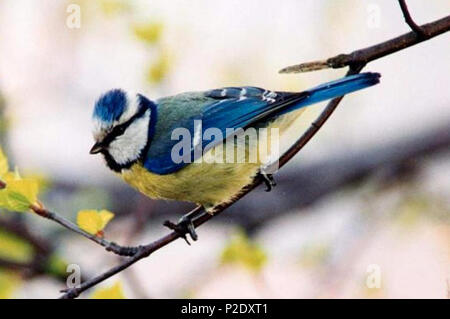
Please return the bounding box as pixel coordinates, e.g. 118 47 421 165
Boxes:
0 0 449 298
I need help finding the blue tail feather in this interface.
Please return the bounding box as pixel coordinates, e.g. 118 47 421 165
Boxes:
280 72 381 115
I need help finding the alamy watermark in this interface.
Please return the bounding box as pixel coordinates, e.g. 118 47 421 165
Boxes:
366 264 381 289
66 4 81 29
66 264 81 289
170 120 280 172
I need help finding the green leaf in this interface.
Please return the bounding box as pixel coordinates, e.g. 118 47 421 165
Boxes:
0 191 32 212
8 178 38 205
0 229 34 263
44 254 68 279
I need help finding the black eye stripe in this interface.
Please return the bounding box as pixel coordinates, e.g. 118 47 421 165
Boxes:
102 105 149 146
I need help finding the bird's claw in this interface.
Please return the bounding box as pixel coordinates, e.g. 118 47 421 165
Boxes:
163 216 198 245
259 171 277 192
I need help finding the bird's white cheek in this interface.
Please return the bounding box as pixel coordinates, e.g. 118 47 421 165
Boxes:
108 112 150 165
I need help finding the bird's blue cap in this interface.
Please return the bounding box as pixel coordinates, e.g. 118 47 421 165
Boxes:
93 89 128 124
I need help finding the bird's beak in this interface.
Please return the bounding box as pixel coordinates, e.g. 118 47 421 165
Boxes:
90 142 105 155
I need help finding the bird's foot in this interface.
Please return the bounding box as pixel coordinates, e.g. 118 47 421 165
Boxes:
164 215 198 245
259 170 277 192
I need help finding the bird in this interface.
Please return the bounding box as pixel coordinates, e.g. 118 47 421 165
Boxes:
90 72 380 238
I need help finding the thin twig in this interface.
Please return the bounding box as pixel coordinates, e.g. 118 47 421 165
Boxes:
398 0 427 37
279 14 449 74
57 14 450 298
60 230 181 299
30 204 139 257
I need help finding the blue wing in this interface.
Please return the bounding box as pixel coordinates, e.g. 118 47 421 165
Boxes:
144 88 306 174
144 72 380 174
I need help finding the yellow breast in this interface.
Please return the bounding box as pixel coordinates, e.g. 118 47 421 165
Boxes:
122 160 259 209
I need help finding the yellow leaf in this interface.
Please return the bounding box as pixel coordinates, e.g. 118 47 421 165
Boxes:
91 282 125 299
99 210 114 229
7 178 38 205
22 171 51 193
132 22 163 44
0 161 40 212
0 147 8 177
2 172 17 182
146 53 170 84
221 231 267 272
0 178 39 212
77 210 101 235
77 209 115 235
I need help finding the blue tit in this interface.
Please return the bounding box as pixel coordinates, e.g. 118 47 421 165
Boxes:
90 72 380 212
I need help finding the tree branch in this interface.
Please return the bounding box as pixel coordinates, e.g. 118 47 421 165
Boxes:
398 0 427 37
55 12 449 298
279 14 449 74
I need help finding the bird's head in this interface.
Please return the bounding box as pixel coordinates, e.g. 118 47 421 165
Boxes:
90 89 155 172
